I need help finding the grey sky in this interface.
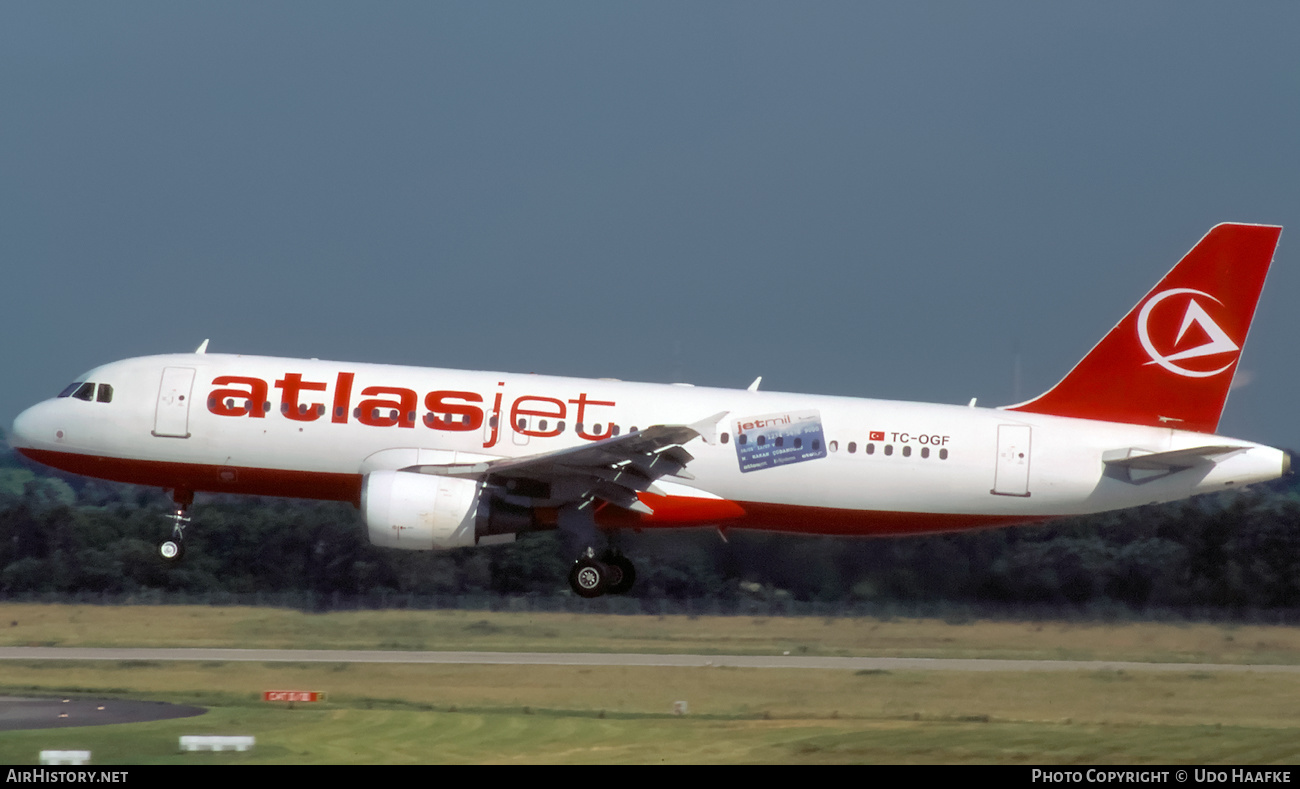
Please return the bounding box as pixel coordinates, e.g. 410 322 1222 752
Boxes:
4 3 1299 449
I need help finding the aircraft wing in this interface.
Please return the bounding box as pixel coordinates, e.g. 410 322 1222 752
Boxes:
404 411 729 514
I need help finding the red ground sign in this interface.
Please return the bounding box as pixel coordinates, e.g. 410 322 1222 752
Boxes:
263 691 324 702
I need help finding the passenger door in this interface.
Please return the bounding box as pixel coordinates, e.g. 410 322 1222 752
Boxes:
991 424 1031 497
153 367 196 438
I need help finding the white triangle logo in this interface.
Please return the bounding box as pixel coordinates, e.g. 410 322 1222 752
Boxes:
1137 288 1240 378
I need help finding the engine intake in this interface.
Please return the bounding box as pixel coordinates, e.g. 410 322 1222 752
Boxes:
361 470 536 550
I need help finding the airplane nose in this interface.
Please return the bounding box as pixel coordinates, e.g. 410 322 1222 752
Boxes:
10 405 37 450
9 402 53 451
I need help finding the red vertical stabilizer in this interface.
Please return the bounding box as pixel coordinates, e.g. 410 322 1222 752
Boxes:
1005 223 1282 433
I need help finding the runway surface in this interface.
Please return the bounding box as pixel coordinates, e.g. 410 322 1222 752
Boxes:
0 696 205 732
3 646 1299 673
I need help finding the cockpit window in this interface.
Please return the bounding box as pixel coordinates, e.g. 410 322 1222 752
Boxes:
58 382 105 401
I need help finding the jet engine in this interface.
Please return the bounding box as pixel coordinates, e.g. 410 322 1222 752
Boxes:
361 470 535 550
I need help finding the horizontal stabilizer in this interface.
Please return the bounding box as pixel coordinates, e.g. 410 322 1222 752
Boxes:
1102 444 1248 484
1102 445 1246 470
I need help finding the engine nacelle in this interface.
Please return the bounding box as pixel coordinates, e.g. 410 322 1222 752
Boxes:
361 470 531 550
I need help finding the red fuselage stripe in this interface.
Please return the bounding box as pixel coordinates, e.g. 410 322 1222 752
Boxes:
15 448 1041 536
16 448 363 505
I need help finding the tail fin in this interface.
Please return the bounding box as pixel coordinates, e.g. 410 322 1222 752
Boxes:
1005 223 1282 433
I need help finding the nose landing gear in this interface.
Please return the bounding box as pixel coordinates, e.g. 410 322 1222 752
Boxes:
159 489 192 562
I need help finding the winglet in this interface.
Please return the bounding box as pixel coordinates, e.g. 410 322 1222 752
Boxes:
1005 223 1281 433
195 339 210 354
688 411 730 446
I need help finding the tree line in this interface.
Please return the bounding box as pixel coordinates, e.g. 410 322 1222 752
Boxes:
2 445 1298 615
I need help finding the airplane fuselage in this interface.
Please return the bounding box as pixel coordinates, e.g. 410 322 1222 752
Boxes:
11 352 1286 538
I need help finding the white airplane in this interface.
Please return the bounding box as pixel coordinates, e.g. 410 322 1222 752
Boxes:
7 223 1288 597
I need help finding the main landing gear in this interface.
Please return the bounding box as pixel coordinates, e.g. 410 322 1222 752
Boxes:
568 548 637 598
159 489 192 562
558 504 637 598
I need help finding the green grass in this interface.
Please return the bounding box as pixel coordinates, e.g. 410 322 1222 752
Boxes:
5 604 1300 664
3 703 1298 765
1 604 1299 764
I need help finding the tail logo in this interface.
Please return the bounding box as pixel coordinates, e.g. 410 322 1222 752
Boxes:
1137 288 1240 379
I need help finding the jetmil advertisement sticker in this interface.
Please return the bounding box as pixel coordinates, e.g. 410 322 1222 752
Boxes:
733 410 827 473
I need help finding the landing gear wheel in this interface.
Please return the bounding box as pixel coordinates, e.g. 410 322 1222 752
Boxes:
569 557 609 598
603 553 636 595
160 539 185 561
